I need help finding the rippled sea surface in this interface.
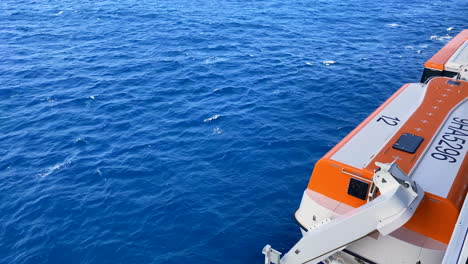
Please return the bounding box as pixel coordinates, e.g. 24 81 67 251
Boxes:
1 0 467 263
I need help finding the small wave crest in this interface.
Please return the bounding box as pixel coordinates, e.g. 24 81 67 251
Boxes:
203 57 228 64
204 114 220 122
322 60 336 65
213 127 223 135
37 156 75 178
430 35 453 41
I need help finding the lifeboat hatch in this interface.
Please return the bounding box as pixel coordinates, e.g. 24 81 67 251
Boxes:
392 133 424 154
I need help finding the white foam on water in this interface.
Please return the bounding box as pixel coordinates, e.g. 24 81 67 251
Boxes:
407 44 428 54
305 62 313 65
204 114 220 122
386 23 400 27
213 127 223 135
447 27 454 31
322 60 336 65
37 156 75 178
74 137 85 143
203 57 228 64
430 35 453 41
56 11 64 15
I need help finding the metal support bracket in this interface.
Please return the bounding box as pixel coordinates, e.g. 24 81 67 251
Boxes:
263 245 282 264
263 162 424 264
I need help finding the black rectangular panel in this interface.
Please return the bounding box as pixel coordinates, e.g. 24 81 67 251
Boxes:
393 133 424 154
347 178 369 200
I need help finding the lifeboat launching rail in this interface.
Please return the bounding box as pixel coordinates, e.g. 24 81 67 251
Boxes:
263 30 468 264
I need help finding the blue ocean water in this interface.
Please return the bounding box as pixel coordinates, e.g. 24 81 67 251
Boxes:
0 0 467 263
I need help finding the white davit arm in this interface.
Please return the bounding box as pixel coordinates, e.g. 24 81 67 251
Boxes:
263 162 424 264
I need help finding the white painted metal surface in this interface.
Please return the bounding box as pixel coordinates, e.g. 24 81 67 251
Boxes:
295 190 447 263
263 245 281 264
294 189 354 236
445 41 468 73
443 195 468 264
411 98 468 198
460 64 468 81
263 162 424 264
331 83 426 169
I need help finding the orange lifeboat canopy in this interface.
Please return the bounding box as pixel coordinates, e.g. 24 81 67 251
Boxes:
307 76 468 244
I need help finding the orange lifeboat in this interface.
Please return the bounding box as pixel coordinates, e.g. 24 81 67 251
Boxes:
263 30 468 264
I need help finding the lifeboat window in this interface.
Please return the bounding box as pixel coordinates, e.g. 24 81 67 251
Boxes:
347 178 369 200
393 133 424 154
